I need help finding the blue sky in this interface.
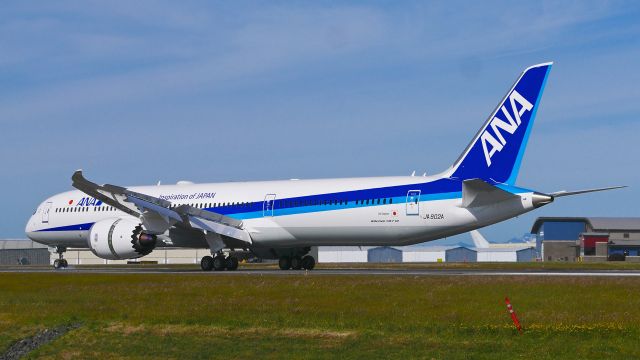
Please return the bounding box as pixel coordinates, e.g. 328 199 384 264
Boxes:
1 1 639 244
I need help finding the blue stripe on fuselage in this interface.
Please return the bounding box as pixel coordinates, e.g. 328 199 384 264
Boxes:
36 222 95 232
208 177 463 219
35 179 533 232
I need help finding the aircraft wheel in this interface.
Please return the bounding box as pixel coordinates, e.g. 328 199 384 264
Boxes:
291 256 303 270
61 259 68 268
53 259 61 269
200 256 214 271
278 256 291 270
213 255 226 271
302 256 315 270
226 256 239 271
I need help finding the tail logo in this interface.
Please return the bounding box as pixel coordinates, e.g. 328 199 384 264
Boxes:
481 90 533 167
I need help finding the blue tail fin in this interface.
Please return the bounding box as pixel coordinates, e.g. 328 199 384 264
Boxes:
450 62 552 185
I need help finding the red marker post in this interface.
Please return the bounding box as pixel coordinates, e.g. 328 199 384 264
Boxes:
505 297 523 334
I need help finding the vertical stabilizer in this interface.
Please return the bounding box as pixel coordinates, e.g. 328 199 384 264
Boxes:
450 63 552 185
470 230 490 248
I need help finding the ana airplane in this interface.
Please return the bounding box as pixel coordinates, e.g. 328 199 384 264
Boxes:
25 62 624 270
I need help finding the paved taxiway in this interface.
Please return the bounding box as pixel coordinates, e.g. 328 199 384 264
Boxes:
3 267 640 277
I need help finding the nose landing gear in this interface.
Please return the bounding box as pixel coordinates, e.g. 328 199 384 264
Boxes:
52 246 68 269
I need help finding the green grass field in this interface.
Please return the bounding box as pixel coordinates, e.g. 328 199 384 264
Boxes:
2 271 640 359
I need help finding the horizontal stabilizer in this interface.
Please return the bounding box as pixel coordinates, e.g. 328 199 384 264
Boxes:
550 186 627 198
462 179 518 208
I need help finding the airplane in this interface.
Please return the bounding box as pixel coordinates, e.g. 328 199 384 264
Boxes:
25 62 625 270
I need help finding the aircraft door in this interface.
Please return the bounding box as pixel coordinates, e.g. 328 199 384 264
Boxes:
42 202 52 223
406 190 420 216
263 194 276 217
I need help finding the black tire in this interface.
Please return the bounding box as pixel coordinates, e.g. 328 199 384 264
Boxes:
213 256 226 271
291 256 303 270
226 256 239 271
302 256 316 270
200 256 214 271
53 259 61 269
61 259 68 268
278 256 291 270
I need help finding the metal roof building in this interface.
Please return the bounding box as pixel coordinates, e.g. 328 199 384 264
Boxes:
531 217 640 261
0 239 50 265
0 239 48 250
368 246 402 263
445 247 477 262
402 246 452 262
531 217 640 239
317 246 370 263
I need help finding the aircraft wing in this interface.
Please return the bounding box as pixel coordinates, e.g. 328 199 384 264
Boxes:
71 170 252 244
461 178 519 208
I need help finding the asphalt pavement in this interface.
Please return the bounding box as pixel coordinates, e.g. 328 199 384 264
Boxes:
3 266 640 277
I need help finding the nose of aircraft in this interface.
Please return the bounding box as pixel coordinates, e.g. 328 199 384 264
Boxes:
25 212 37 240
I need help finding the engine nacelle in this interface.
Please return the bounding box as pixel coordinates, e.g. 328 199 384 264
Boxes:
88 218 157 260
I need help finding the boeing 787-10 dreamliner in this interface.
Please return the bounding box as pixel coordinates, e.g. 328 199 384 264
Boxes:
25 62 624 270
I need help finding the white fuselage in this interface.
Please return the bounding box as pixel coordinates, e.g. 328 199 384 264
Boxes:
25 175 538 250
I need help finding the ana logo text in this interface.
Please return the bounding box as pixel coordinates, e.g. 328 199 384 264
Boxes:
76 197 103 206
481 90 533 167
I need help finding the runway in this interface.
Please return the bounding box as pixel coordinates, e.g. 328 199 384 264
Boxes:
3 266 640 277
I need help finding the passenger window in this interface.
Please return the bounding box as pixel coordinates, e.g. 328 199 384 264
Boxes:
383 198 387 204
389 198 393 204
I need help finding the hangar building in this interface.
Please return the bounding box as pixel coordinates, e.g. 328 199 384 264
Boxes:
317 246 370 263
367 246 402 263
402 246 451 262
476 247 536 262
445 247 477 262
531 217 640 261
0 239 49 265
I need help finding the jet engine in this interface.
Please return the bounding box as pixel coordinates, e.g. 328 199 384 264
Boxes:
87 218 157 260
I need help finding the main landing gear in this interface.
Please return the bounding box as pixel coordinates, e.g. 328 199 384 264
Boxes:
53 246 68 269
201 253 239 271
279 255 315 270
